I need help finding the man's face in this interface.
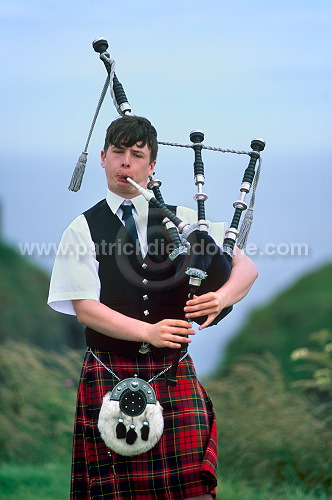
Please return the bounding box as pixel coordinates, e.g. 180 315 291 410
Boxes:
101 143 156 198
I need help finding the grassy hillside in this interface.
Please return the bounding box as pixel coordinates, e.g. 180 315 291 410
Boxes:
0 241 84 349
218 262 332 378
0 341 80 464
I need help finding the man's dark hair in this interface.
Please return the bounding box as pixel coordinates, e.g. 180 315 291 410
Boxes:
103 115 158 163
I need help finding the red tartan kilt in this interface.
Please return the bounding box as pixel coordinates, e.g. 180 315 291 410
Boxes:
71 348 218 500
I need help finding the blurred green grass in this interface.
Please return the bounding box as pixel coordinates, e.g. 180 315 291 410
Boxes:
0 462 329 500
0 461 70 500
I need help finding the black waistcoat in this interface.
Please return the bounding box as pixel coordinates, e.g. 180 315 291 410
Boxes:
83 199 190 359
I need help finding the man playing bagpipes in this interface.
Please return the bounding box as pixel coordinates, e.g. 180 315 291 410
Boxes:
48 115 258 500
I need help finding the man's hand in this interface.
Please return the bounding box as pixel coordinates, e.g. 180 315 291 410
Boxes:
73 300 195 348
146 319 195 349
183 246 258 330
184 292 226 330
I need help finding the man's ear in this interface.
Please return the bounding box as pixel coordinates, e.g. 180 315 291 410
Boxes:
149 160 156 176
101 150 106 168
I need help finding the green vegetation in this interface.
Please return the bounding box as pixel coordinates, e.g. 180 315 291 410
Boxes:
219 263 332 380
0 242 84 349
0 462 71 500
0 341 81 464
0 462 329 500
0 242 331 498
291 328 332 398
209 263 332 495
216 478 331 500
206 352 332 493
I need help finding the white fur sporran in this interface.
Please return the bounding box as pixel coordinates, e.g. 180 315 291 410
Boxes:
98 375 164 456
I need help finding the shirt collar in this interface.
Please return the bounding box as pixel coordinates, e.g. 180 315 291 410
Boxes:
105 189 149 218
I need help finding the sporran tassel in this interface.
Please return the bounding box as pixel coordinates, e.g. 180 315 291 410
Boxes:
116 418 126 439
141 421 150 441
126 424 138 445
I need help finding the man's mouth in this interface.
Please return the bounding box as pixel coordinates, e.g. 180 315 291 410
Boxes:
117 175 130 183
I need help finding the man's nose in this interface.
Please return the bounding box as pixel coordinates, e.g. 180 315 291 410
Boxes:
121 151 131 167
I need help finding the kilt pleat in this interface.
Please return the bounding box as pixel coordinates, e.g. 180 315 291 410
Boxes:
71 349 218 499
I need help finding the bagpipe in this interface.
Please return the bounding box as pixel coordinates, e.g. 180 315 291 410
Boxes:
69 38 266 386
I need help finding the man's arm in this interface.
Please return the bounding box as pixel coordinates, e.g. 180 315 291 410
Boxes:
183 246 258 330
72 299 195 349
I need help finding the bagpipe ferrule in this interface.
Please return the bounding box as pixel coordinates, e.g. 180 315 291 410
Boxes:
186 268 208 281
194 174 205 185
162 218 189 242
177 221 191 234
147 178 162 190
119 102 132 114
188 276 202 288
162 218 188 259
194 192 208 202
225 227 239 240
162 217 174 230
198 219 209 232
233 200 247 210
240 181 251 193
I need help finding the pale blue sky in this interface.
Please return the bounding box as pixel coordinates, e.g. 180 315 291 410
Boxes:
1 0 331 373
